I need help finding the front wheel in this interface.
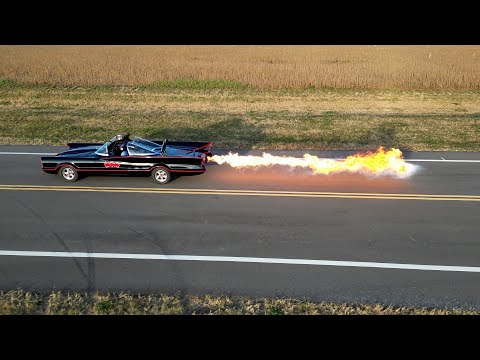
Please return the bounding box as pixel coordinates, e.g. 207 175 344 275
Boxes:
152 167 171 184
58 165 79 182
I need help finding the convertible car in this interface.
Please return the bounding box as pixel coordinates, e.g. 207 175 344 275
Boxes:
41 134 213 184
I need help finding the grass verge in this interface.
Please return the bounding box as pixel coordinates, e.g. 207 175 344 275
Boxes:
1 82 479 151
140 79 252 91
1 290 477 315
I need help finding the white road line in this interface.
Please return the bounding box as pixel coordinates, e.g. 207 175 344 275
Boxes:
1 250 480 273
405 159 480 163
0 152 57 155
318 158 480 163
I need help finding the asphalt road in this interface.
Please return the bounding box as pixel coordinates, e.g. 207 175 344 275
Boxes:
1 145 480 310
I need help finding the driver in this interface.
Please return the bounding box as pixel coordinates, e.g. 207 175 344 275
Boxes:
111 133 130 156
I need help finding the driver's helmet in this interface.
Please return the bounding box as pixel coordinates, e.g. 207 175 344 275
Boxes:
116 134 124 141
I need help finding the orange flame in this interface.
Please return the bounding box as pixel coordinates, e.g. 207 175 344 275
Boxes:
211 147 412 177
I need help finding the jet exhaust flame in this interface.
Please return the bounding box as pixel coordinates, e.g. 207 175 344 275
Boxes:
211 147 416 178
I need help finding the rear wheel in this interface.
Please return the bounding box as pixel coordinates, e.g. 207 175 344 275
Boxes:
58 165 79 182
152 167 171 184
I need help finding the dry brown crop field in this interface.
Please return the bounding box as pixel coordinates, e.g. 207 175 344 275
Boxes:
1 45 479 90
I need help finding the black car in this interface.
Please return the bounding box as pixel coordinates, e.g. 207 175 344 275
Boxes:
41 134 213 184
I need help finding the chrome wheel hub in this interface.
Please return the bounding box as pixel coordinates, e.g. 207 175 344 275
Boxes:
155 169 168 182
63 167 75 180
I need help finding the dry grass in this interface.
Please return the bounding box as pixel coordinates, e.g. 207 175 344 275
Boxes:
0 46 479 90
1 84 479 151
0 290 476 315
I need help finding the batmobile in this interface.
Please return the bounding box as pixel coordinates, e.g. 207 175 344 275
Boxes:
41 134 213 184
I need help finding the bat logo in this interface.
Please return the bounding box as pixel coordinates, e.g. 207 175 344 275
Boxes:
104 162 120 168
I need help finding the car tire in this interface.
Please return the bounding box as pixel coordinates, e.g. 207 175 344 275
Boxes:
152 167 171 184
58 165 79 182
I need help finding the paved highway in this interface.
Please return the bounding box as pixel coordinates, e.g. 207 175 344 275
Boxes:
0 145 479 310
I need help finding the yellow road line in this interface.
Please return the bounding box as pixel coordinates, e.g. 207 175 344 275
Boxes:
2 184 480 198
0 184 479 202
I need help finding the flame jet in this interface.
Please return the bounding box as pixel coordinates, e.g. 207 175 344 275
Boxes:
211 147 415 178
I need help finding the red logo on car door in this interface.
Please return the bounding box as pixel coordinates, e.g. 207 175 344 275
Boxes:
104 162 120 168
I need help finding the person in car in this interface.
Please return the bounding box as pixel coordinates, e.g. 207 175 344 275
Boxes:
111 133 130 156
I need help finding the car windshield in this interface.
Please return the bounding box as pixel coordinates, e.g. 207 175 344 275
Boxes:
94 136 162 156
130 137 163 152
95 136 117 156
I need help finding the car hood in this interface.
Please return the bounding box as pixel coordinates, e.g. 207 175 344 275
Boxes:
57 145 100 157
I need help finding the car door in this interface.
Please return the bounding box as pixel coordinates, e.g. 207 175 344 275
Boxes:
101 156 123 171
102 144 156 172
101 143 126 171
